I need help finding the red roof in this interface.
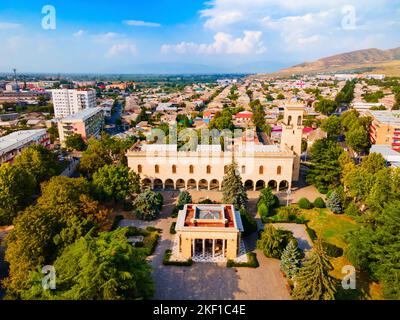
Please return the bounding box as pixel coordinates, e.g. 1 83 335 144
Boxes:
303 127 314 134
235 111 253 119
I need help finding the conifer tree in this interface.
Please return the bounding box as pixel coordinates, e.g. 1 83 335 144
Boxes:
222 161 248 209
292 237 337 300
280 240 301 279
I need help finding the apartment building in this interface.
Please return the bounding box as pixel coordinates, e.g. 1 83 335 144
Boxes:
367 110 400 151
51 89 96 118
58 107 104 146
0 129 50 164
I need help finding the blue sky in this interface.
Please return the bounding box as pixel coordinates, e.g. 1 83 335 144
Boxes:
0 0 399 73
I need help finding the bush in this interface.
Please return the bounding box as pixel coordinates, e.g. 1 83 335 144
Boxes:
257 225 297 259
170 222 176 235
323 241 344 258
111 215 124 231
171 206 181 218
126 226 161 256
345 201 361 217
327 190 343 214
298 198 313 209
240 208 257 236
313 197 326 208
258 203 272 223
306 224 317 241
226 252 259 268
177 191 192 207
163 249 193 266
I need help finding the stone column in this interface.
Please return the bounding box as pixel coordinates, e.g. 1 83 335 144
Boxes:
222 239 225 258
212 239 215 258
202 239 205 256
192 239 195 256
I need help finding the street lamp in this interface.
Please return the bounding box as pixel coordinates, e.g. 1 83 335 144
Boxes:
286 188 292 207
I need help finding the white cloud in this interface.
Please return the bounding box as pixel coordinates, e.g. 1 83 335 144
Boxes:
123 20 161 27
202 11 243 29
73 30 85 37
93 32 121 42
161 30 266 55
0 22 21 30
106 42 137 58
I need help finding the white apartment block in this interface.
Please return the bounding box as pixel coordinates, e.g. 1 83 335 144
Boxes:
51 89 96 118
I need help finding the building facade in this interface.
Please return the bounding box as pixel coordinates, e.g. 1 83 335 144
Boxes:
367 110 400 152
51 89 96 118
126 105 304 191
175 204 244 261
58 107 104 146
0 129 50 164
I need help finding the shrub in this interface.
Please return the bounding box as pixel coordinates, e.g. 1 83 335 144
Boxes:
306 224 317 241
177 191 192 207
327 190 343 214
111 215 124 231
313 197 326 208
345 201 361 217
170 222 176 235
298 198 313 209
323 241 344 258
240 208 257 236
163 249 193 266
257 225 297 259
227 252 259 268
258 203 271 222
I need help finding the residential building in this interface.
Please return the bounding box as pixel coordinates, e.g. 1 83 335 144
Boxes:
51 89 96 118
57 107 104 146
174 204 244 261
367 110 400 151
370 145 400 167
0 129 50 164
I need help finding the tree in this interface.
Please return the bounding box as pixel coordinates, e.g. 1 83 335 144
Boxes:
280 240 301 279
177 191 192 207
133 190 163 221
0 163 35 225
257 187 279 220
79 137 113 177
13 144 60 187
3 176 108 296
239 207 257 236
306 138 343 193
314 99 338 115
345 126 369 153
92 164 140 203
346 201 400 299
20 228 154 300
321 116 342 137
292 237 337 300
221 162 248 209
326 190 343 214
65 133 86 151
257 225 297 259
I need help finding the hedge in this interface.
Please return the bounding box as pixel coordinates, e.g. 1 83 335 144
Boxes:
305 224 318 241
170 222 177 235
323 241 344 258
163 249 193 266
226 252 259 268
313 197 326 208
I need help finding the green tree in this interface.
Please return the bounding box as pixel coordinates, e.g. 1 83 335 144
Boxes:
345 126 369 153
257 225 297 259
21 228 154 300
306 138 343 193
65 133 86 151
280 240 301 279
92 164 140 203
326 190 343 214
0 163 35 225
314 99 338 115
321 116 342 137
292 237 337 300
13 144 60 187
79 137 113 177
346 201 400 299
239 207 257 236
221 162 248 209
177 191 192 207
3 176 108 296
133 190 163 221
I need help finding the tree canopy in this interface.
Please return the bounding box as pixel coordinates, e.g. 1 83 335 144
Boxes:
221 161 248 209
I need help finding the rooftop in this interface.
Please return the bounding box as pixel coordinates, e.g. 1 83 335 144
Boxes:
369 110 400 126
0 129 47 156
60 107 103 122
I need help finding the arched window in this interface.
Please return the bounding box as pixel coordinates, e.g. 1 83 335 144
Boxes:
189 165 194 174
206 165 211 174
155 165 159 174
172 165 177 174
259 166 264 174
137 165 142 173
297 115 302 126
241 165 246 174
277 166 282 175
287 115 292 126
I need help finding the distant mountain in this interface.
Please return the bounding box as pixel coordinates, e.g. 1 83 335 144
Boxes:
270 47 400 76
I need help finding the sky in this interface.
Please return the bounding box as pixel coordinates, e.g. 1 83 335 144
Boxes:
0 0 399 74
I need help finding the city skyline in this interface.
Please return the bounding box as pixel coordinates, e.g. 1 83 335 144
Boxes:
1 0 400 73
